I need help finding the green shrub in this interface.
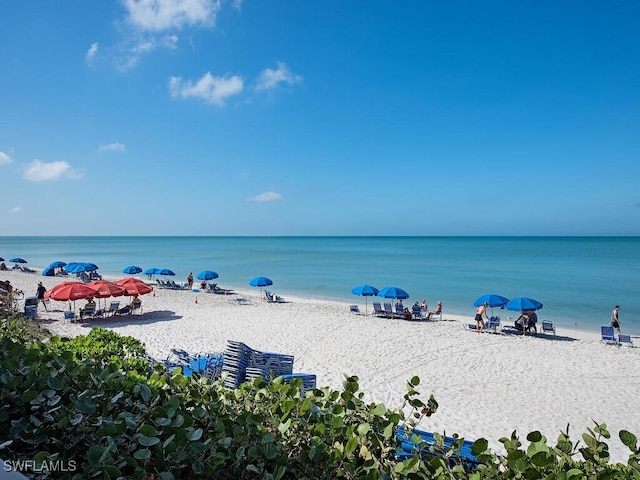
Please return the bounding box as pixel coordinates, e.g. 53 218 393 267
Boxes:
1 317 639 479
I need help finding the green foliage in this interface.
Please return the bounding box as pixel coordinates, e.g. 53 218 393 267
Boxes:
0 317 639 479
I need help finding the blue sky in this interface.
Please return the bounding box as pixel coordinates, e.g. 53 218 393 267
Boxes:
1 1 639 236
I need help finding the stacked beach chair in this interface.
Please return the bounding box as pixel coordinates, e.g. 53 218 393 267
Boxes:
165 341 316 395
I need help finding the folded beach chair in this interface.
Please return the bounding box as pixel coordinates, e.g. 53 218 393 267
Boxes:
350 305 360 314
600 326 617 345
541 320 556 335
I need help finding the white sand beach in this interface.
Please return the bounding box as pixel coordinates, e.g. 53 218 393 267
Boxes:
4 270 640 464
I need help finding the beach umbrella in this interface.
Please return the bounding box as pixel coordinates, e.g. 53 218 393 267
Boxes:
249 276 273 300
88 280 126 298
114 277 154 296
196 270 219 281
351 285 379 316
123 265 142 274
42 267 56 277
0 257 4 261
65 262 98 274
157 268 175 276
144 267 160 275
48 261 66 269
46 281 97 312
505 297 543 312
377 286 410 300
10 257 27 264
473 294 509 308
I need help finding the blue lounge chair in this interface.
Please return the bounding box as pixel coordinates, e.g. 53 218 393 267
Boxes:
106 301 120 317
618 334 633 347
383 303 393 318
601 326 617 345
350 305 360 314
411 305 422 319
541 320 556 335
64 311 75 321
395 425 479 468
372 302 385 317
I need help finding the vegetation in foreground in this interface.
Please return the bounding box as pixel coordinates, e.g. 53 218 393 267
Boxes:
1 314 639 479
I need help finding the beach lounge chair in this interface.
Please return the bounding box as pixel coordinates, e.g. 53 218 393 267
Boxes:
64 311 75 321
384 303 393 318
350 305 360 314
618 334 633 347
541 320 556 335
411 305 422 319
106 301 120 317
372 302 385 317
79 303 96 320
395 424 478 469
601 326 617 345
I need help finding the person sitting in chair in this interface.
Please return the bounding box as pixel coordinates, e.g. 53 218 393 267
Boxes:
403 306 412 320
116 295 141 315
426 301 442 320
79 297 96 320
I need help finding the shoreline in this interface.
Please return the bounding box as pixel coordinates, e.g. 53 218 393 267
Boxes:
2 268 639 464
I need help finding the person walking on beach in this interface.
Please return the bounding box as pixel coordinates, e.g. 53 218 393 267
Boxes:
187 272 194 290
36 282 47 311
610 305 621 336
475 302 489 333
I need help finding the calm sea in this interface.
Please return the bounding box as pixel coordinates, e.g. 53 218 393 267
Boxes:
1 236 638 335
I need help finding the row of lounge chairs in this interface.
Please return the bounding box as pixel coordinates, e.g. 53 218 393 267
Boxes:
368 302 442 321
467 316 557 335
156 279 189 290
204 283 235 295
10 265 36 274
65 300 142 322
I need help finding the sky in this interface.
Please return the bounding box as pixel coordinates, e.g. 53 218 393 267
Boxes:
1 0 639 236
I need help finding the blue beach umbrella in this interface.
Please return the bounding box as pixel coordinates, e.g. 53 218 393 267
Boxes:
197 270 219 281
123 265 142 274
144 267 160 275
157 268 175 276
473 294 509 308
351 284 379 316
0 257 4 262
48 261 66 269
249 276 273 300
65 262 98 274
505 297 543 312
10 257 27 264
42 267 56 277
377 286 410 300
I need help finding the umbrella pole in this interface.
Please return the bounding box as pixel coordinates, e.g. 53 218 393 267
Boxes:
365 297 368 316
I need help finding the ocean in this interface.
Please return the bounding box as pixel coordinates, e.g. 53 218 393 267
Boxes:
1 236 638 335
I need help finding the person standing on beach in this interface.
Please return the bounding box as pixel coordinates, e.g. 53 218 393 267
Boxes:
475 302 489 333
187 272 194 290
610 305 621 336
36 282 47 311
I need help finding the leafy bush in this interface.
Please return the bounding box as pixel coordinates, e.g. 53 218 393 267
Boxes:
1 318 639 479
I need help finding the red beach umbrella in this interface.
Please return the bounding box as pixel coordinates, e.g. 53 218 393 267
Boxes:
45 282 97 302
87 280 126 298
114 277 154 296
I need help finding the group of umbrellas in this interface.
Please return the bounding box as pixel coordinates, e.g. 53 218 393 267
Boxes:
473 293 543 313
45 278 153 312
351 285 410 315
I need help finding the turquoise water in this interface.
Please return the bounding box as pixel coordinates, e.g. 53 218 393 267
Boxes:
1 236 638 335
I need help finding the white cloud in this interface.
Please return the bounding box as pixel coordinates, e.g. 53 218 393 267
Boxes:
86 42 99 63
247 191 283 203
231 0 242 10
122 0 220 31
169 72 243 106
10 207 21 214
256 62 302 91
98 143 126 153
0 151 11 166
22 160 81 182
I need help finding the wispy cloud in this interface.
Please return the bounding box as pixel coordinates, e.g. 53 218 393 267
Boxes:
256 62 302 91
22 160 82 182
231 0 243 11
86 42 99 63
98 143 126 153
0 151 12 166
122 0 220 31
10 207 21 214
169 72 243 106
247 191 283 203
